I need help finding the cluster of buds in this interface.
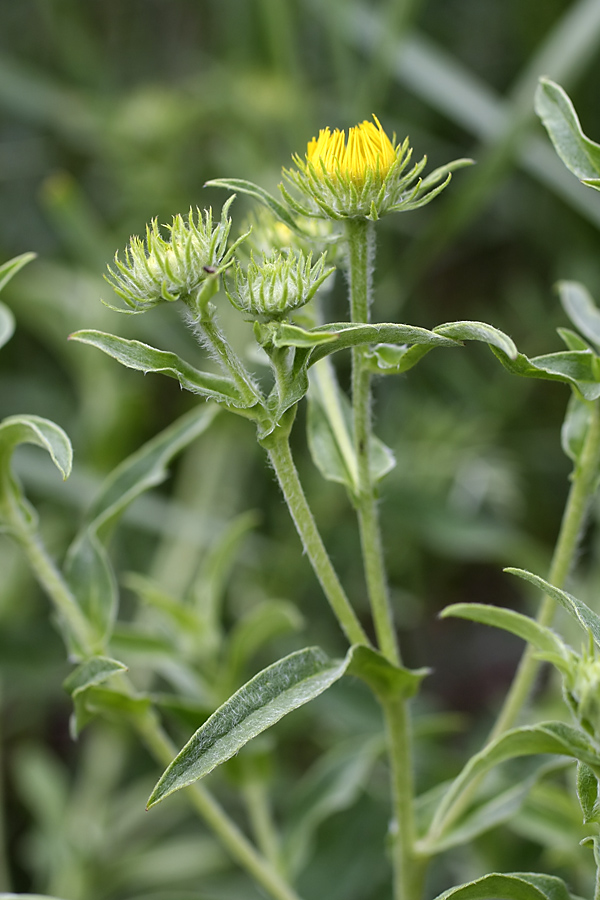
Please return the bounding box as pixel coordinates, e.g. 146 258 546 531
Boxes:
281 116 424 220
105 197 245 313
225 250 334 319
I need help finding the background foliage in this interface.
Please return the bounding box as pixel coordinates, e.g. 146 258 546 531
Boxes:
3 1 600 898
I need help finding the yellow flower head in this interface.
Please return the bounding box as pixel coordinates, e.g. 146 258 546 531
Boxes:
306 116 397 184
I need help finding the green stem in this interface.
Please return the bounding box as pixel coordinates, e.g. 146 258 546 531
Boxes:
345 217 400 665
15 521 302 900
266 432 369 647
198 313 265 410
136 712 302 900
242 778 283 875
426 397 600 845
384 697 425 900
490 396 600 740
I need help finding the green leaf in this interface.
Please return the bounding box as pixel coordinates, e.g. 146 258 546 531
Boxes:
0 302 15 350
346 644 430 701
492 347 600 401
577 761 600 824
535 78 600 184
147 646 353 807
0 415 72 530
561 393 593 464
69 330 249 407
72 685 151 733
259 321 339 349
434 320 518 358
63 655 127 697
506 567 600 649
205 178 301 231
557 328 592 353
308 322 458 366
428 721 600 844
440 603 570 665
224 600 304 687
363 342 435 375
64 406 219 645
0 251 36 294
307 359 394 493
557 280 600 350
432 871 571 900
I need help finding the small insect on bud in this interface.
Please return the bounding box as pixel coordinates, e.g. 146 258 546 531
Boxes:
224 250 335 320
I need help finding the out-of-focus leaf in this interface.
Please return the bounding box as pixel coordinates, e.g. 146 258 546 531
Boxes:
308 359 394 493
557 280 600 350
561 392 593 464
0 302 15 350
506 568 600 648
225 599 304 687
0 251 36 294
535 78 600 188
577 761 600 824
427 721 600 844
69 330 249 407
432 872 571 900
63 655 127 697
440 603 570 663
147 645 354 807
346 645 429 702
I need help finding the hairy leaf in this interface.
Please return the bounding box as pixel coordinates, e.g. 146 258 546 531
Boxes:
0 251 36 294
205 178 301 231
535 78 600 188
557 280 600 350
432 872 571 900
63 655 127 697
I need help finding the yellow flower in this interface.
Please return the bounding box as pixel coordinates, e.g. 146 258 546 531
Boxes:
306 116 397 184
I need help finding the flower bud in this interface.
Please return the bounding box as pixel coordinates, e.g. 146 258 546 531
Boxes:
105 198 241 312
225 250 334 319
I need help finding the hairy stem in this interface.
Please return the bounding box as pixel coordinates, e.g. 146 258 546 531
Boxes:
266 432 369 646
136 712 302 900
345 217 400 664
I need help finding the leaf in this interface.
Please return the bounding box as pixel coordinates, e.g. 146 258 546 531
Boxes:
205 178 301 231
557 281 600 350
0 251 36 294
440 603 570 664
63 655 127 697
577 761 600 824
561 392 593 464
491 347 600 401
363 342 435 375
0 302 15 350
428 721 600 844
69 330 249 407
535 78 600 185
0 415 72 530
63 406 219 645
346 645 430 702
557 328 592 353
432 871 571 900
307 359 394 493
506 568 600 649
434 320 518 358
147 646 354 807
307 322 458 366
259 321 339 349
224 600 304 686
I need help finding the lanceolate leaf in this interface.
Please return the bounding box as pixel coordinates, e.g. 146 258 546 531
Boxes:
535 78 600 188
440 604 569 664
432 872 571 900
0 251 36 294
69 330 249 407
346 644 429 701
147 646 351 807
576 761 600 824
506 567 600 649
307 322 458 366
63 655 128 697
557 280 600 350
434 321 518 358
561 393 593 464
0 302 15 350
491 347 600 401
428 721 600 844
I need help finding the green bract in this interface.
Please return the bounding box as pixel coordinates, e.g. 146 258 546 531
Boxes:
224 250 335 319
105 197 246 312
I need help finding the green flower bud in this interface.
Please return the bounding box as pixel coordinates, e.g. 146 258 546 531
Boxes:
105 197 243 313
224 250 334 319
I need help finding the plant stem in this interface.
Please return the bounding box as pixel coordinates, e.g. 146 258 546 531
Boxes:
198 313 265 410
384 697 425 900
242 778 283 874
490 396 600 740
16 521 303 900
266 433 369 646
136 712 303 900
425 397 600 845
345 217 400 665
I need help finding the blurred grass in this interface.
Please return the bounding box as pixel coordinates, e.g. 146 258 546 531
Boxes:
2 1 600 897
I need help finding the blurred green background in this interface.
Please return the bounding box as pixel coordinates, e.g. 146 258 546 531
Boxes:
3 1 600 898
